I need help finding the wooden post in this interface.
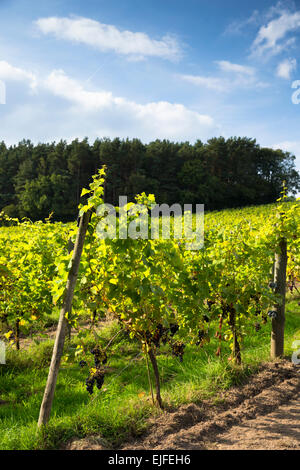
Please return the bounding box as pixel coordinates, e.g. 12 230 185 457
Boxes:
15 318 20 351
271 238 287 359
229 305 241 365
67 238 75 341
38 211 91 427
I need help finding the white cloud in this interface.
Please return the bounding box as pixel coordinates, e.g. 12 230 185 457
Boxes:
251 10 300 58
180 61 268 93
224 10 260 35
0 61 37 89
180 75 227 92
0 62 217 142
272 141 300 174
45 70 114 110
276 58 297 79
42 69 216 141
216 60 255 76
273 140 299 153
35 16 181 61
133 101 215 138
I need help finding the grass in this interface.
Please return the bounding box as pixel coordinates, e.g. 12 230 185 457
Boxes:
0 296 299 451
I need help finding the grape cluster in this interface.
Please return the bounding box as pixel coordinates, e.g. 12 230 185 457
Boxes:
91 346 107 367
221 303 234 320
171 341 185 362
250 293 261 302
151 324 169 347
84 345 107 395
85 376 95 395
94 370 105 390
196 329 205 346
85 370 105 395
249 293 262 317
169 323 179 337
146 323 179 348
79 360 87 368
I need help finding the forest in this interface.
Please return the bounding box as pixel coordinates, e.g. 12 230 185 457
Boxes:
0 136 299 222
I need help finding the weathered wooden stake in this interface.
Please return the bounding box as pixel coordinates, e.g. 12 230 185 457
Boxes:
66 238 75 341
15 318 20 350
38 211 91 427
271 238 287 359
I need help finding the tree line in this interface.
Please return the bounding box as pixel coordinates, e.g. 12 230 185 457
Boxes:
0 136 299 221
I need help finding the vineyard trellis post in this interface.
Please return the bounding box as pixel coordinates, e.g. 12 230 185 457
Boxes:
271 238 287 359
38 210 91 427
66 237 75 341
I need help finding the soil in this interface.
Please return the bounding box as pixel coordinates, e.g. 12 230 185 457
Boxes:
64 436 110 450
66 359 300 450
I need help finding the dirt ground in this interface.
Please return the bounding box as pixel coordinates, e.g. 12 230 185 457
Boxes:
205 397 300 450
66 359 300 450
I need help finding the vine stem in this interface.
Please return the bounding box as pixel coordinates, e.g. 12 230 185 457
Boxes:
148 348 163 409
144 347 155 406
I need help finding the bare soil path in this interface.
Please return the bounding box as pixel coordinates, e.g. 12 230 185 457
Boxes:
206 397 300 450
65 360 300 451
121 360 300 451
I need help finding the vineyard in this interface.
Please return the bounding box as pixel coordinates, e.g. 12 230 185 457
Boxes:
0 170 299 450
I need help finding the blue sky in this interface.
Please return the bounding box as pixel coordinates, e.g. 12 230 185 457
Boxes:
0 0 300 176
